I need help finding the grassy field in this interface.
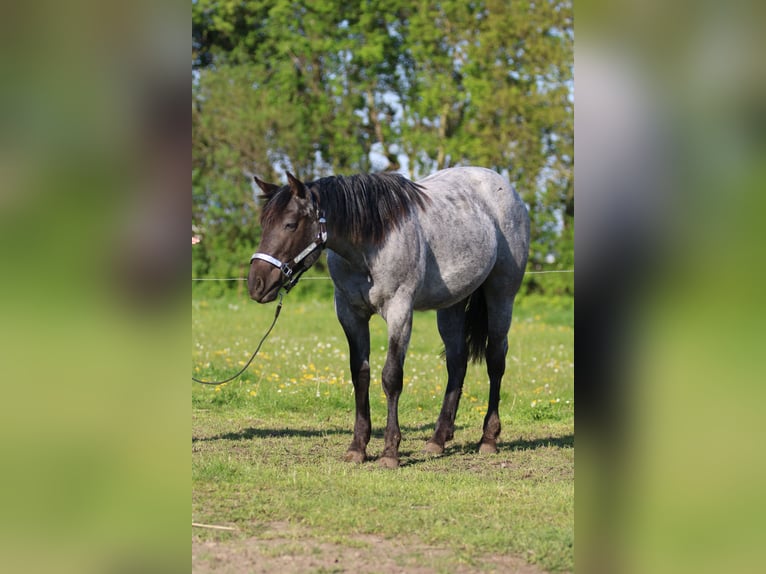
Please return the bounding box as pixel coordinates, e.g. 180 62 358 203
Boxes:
192 291 573 572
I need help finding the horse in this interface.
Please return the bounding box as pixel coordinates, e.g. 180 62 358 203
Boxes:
248 167 530 468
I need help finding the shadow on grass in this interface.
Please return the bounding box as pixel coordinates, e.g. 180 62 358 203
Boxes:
506 434 574 450
439 433 574 456
386 433 575 468
193 427 350 442
192 423 441 443
195 424 574 469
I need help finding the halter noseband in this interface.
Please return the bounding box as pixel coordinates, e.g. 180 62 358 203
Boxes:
250 212 328 293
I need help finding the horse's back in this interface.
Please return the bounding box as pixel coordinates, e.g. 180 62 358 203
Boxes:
408 167 529 309
419 167 526 227
418 166 529 255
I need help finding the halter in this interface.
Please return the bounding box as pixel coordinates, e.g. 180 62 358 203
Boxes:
250 211 328 293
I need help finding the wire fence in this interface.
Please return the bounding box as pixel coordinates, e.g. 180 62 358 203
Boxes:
191 270 573 282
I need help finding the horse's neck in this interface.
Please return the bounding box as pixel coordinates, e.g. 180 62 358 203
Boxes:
326 233 371 271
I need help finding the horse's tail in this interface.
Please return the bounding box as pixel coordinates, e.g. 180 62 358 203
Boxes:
465 288 489 364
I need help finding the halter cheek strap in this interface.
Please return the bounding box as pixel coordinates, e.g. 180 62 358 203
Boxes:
250 216 327 291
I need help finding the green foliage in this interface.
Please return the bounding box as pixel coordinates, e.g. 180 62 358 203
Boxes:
193 1 573 293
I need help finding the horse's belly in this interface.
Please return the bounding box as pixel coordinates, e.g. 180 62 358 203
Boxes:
412 232 497 310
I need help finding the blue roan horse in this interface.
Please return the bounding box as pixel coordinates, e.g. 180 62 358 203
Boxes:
248 167 530 468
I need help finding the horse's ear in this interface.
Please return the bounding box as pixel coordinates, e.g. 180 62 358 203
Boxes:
286 171 307 199
253 176 280 198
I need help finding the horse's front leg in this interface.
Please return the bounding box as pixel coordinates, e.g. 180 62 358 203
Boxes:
336 296 372 463
379 303 414 469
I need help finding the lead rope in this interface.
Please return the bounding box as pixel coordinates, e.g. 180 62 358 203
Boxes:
192 291 284 385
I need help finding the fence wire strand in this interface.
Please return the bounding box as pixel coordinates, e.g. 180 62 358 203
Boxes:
192 270 573 282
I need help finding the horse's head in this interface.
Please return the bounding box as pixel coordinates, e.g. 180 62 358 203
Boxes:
248 172 325 303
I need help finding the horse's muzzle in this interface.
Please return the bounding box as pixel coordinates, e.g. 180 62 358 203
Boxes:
247 264 281 303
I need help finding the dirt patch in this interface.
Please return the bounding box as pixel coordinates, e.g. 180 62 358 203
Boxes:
192 522 551 574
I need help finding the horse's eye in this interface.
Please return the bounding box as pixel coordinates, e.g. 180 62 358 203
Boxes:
284 222 298 231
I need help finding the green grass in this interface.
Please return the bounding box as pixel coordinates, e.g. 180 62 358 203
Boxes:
192 292 573 572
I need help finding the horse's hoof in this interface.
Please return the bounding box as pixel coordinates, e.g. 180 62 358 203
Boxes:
344 450 366 463
478 441 498 455
424 441 444 455
379 456 400 469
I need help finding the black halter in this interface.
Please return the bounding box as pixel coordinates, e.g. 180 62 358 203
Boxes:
250 212 327 293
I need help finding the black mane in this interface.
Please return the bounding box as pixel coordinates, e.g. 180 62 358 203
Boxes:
314 173 429 245
262 173 429 245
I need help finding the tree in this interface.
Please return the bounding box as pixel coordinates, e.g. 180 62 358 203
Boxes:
192 0 573 293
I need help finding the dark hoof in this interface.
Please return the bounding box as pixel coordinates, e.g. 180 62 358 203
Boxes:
344 449 366 463
424 441 444 455
378 456 400 469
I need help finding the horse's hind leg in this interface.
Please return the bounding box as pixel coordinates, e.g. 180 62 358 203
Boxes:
335 295 372 463
426 302 469 455
479 288 516 454
480 332 507 454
